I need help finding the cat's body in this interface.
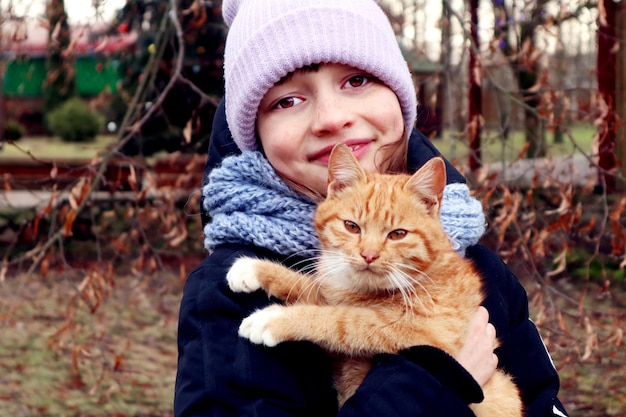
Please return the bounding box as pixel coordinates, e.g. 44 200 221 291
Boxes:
226 144 522 415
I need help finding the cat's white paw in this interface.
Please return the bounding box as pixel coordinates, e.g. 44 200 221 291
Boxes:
226 257 262 293
238 306 284 347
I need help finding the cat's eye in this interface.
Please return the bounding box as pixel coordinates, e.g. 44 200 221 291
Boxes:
344 221 361 234
387 229 407 240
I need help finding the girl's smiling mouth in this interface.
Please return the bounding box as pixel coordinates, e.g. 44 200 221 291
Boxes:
309 141 372 163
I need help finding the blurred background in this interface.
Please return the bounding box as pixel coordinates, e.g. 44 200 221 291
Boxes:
1 1 625 416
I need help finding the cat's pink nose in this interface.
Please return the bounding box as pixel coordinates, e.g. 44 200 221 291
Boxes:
361 252 379 264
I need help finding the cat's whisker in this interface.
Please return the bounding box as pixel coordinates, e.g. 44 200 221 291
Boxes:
396 264 441 295
395 262 438 287
290 250 344 301
387 269 422 316
286 268 319 303
391 280 415 316
390 267 436 315
286 248 323 261
280 250 327 303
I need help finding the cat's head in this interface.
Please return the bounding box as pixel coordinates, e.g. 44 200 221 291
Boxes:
314 143 449 293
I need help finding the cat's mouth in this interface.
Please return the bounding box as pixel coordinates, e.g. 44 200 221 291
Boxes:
355 263 382 276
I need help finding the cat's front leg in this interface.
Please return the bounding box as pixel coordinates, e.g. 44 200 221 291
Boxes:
226 257 263 293
239 304 288 347
239 304 398 354
227 257 321 304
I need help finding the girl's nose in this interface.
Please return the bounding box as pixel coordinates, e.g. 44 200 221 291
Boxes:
310 95 354 136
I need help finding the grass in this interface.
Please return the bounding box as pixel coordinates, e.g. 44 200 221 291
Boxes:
0 135 118 162
432 124 596 165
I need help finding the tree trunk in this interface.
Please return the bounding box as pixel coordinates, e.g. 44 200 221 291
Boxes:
596 0 619 193
616 4 626 192
43 0 76 122
438 0 451 140
468 0 482 171
518 18 546 158
491 0 547 159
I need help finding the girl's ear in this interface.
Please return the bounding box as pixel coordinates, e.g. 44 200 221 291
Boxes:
405 156 447 215
327 143 367 196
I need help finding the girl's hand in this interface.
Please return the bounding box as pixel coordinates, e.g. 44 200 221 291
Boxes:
455 306 498 388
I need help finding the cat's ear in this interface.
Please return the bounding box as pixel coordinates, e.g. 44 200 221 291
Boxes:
405 156 447 215
327 143 367 196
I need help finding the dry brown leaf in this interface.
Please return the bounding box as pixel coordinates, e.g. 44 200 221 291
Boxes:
543 238 564 269
606 327 624 347
578 216 596 234
149 256 157 274
40 253 50 279
581 317 598 361
512 142 531 164
609 197 626 221
183 119 193 144
169 223 189 248
113 340 131 371
63 209 78 237
556 310 568 333
3 173 12 191
128 164 138 192
180 263 187 284
50 163 58 179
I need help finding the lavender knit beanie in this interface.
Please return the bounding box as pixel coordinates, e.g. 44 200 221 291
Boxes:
222 0 417 151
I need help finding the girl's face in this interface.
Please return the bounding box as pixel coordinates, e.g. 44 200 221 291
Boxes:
257 63 405 196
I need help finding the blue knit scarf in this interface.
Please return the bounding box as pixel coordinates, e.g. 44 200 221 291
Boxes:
203 151 485 257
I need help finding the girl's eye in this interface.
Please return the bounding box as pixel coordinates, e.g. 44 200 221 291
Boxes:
387 229 407 241
274 96 303 109
345 75 369 88
344 220 361 234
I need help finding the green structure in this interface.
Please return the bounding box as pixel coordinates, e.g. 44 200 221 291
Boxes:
3 55 121 97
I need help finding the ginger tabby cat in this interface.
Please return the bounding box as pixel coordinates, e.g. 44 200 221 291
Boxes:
226 143 522 415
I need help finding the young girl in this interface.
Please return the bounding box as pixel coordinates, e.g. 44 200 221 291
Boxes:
175 1 569 416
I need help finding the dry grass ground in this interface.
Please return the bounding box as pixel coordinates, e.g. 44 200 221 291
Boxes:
0 136 118 162
1 269 625 417
0 270 185 417
530 278 626 416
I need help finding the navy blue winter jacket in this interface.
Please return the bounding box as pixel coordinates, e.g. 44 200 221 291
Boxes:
174 100 569 416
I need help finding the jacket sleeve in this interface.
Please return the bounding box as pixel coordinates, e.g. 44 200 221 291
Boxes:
467 245 569 417
339 347 482 417
175 248 490 417
174 249 338 417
